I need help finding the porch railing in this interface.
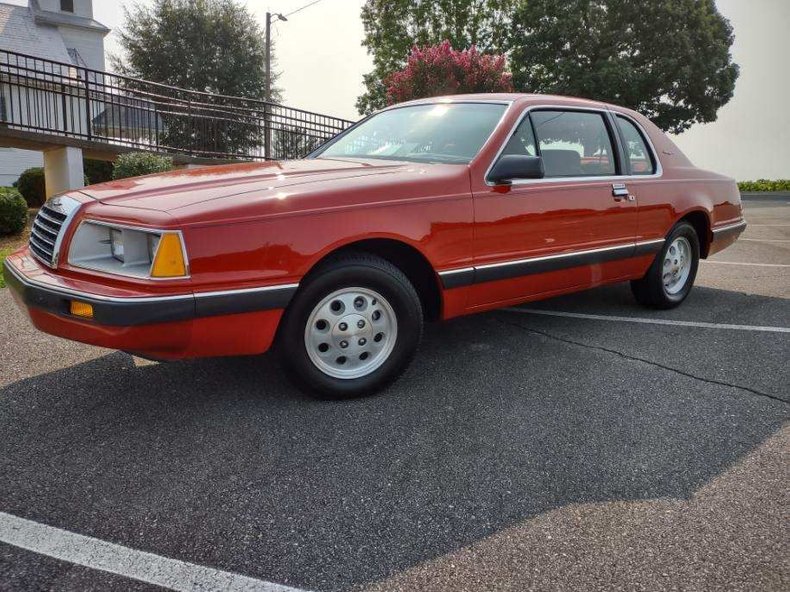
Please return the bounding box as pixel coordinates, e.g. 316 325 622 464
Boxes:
0 49 354 160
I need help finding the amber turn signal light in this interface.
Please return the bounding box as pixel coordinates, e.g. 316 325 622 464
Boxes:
70 300 94 319
150 233 188 278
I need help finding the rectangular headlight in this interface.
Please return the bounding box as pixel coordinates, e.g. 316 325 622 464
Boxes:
147 234 160 262
68 221 188 280
110 228 124 262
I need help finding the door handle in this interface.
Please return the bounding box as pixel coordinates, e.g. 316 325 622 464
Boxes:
612 183 631 201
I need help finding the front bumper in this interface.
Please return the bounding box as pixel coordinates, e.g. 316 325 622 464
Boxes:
3 250 298 359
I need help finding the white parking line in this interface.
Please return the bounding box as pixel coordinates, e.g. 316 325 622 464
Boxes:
504 308 790 333
0 512 309 592
702 260 790 268
740 238 790 243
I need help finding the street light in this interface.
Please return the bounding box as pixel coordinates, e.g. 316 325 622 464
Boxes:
262 2 324 159
265 12 287 103
265 0 325 102
264 12 287 159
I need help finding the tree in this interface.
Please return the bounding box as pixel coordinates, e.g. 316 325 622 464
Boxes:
112 0 281 155
358 0 518 114
359 0 738 133
509 0 739 134
113 0 279 101
385 41 513 104
272 126 325 160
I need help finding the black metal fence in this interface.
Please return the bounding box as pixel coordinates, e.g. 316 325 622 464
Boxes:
0 49 354 160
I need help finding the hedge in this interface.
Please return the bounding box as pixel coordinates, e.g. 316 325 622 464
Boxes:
738 179 790 192
0 187 28 236
84 159 114 185
13 167 91 205
112 152 174 180
13 167 46 208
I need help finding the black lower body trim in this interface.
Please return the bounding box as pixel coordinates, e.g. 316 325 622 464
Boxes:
712 221 747 240
437 268 475 289
634 240 666 257
194 286 297 318
474 244 637 284
3 260 297 327
439 240 665 289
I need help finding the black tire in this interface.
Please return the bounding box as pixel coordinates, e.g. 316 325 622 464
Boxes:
277 253 423 399
631 221 700 309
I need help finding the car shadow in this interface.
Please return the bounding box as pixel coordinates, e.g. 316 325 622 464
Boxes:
1 284 788 591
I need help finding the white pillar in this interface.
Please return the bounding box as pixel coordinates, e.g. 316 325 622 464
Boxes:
43 147 84 198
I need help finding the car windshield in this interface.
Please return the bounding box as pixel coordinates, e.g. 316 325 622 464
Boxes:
313 102 508 164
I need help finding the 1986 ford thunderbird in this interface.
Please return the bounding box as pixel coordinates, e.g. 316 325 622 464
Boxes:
4 94 746 398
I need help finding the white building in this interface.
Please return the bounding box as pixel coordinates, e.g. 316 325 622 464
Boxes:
0 0 109 186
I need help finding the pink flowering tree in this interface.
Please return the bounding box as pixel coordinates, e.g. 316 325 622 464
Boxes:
384 40 513 105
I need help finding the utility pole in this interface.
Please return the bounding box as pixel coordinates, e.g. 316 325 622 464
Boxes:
260 2 323 159
265 12 273 103
264 12 272 160
264 12 286 159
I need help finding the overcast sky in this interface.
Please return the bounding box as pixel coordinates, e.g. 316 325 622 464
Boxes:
6 0 788 179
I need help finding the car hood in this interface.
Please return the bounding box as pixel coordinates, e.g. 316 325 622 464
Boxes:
79 158 420 213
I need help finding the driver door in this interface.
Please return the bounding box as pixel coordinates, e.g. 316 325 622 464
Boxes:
467 107 640 309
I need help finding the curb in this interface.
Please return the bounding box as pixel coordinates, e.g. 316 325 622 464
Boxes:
739 192 790 200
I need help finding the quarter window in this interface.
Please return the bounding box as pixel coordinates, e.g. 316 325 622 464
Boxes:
531 110 616 177
616 115 656 175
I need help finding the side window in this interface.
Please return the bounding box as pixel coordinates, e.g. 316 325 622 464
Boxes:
531 110 616 177
616 115 656 175
501 117 537 157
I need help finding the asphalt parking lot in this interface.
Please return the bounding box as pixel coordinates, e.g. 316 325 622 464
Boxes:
1 197 788 592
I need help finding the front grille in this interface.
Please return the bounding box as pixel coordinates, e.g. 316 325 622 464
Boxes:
28 196 81 267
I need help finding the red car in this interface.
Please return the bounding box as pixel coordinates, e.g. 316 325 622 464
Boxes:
4 94 746 398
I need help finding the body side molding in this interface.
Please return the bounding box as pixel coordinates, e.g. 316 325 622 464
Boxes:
438 239 666 289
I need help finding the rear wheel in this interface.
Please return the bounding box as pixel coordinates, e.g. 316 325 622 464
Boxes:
278 253 423 399
631 221 700 309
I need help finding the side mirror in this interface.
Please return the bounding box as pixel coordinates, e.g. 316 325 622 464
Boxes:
488 155 544 185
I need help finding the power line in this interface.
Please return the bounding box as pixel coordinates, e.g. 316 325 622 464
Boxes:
284 0 327 18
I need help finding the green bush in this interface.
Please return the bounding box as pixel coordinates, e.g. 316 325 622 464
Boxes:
84 159 115 185
0 247 11 288
0 187 28 236
13 167 46 208
112 152 174 180
738 179 790 192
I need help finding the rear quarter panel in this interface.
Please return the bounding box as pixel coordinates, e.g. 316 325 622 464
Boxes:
619 110 743 255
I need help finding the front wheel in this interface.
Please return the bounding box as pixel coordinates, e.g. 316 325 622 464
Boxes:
277 253 423 399
631 221 700 309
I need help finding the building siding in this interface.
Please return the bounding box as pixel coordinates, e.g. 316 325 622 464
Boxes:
58 25 105 70
0 3 73 62
0 147 43 186
0 1 108 187
38 0 94 20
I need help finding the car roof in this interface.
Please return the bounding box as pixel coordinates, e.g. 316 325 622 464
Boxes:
385 93 650 125
394 92 598 104
389 93 626 112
